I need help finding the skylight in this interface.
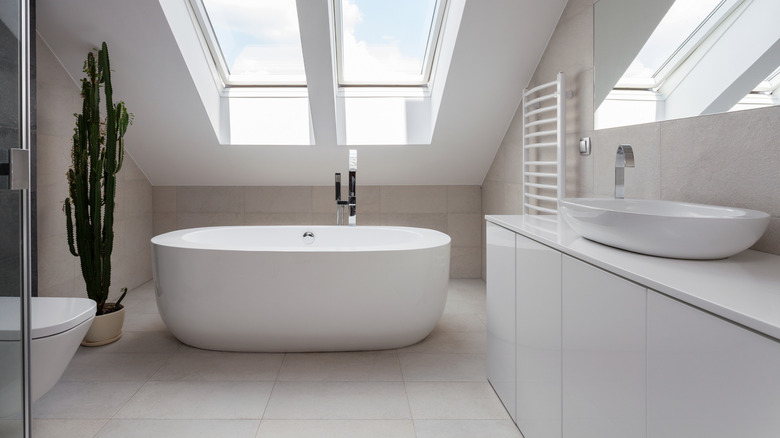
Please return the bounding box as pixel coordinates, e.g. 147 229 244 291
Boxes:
191 0 306 86
618 0 742 89
334 0 447 86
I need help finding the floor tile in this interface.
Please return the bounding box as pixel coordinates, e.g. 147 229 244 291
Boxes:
151 347 283 381
405 382 510 420
121 299 160 315
61 353 170 382
277 351 402 381
399 353 486 382
114 381 273 419
86 330 182 354
32 419 108 438
399 331 486 354
414 419 523 438
32 382 144 418
264 381 411 420
122 312 168 332
95 419 261 438
432 314 486 332
255 419 415 438
28 279 515 436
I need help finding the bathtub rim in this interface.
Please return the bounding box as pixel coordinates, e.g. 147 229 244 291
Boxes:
151 225 451 252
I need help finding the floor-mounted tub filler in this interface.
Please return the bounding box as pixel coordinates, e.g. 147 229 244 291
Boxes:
151 226 451 352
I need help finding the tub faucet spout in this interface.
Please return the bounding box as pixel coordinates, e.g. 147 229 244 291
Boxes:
615 144 634 199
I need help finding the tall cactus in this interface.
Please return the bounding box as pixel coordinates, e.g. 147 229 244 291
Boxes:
65 42 132 315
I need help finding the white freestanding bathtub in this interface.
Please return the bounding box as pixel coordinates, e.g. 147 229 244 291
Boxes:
151 226 450 352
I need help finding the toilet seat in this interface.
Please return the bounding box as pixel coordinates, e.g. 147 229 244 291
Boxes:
0 297 96 340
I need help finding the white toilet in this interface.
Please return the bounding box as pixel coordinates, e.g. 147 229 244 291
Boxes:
0 297 95 417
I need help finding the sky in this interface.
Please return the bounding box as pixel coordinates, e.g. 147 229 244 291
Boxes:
201 0 439 83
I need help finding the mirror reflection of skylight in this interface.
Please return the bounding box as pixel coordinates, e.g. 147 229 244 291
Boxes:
336 0 446 85
620 0 730 87
198 0 306 86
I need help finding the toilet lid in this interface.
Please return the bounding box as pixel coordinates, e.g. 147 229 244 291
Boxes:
0 297 96 340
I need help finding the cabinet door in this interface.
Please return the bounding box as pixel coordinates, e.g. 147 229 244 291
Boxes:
486 222 516 420
516 235 562 438
647 292 780 438
562 256 646 438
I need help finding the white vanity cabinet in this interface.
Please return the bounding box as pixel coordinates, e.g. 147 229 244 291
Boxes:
485 215 780 438
486 222 517 421
562 256 646 438
516 234 561 438
647 292 780 438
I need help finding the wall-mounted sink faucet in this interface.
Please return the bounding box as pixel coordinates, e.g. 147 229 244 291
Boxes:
615 144 634 199
335 150 357 226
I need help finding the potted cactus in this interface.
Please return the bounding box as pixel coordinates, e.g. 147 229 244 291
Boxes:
64 42 132 346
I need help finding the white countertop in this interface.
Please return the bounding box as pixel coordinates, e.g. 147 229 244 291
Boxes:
486 215 780 341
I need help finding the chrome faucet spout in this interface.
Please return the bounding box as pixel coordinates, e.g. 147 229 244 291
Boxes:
615 144 635 199
348 150 357 226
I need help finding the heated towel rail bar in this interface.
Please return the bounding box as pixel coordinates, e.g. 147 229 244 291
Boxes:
522 72 565 215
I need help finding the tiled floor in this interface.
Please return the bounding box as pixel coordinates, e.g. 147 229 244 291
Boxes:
31 279 521 438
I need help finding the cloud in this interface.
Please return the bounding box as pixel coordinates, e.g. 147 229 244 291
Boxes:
339 0 422 82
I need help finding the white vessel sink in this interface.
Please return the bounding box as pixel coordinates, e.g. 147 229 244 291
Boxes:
559 198 770 259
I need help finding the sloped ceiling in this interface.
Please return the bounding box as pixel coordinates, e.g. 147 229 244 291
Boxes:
36 0 567 186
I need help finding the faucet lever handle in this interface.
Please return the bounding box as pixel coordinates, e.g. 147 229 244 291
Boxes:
335 173 341 201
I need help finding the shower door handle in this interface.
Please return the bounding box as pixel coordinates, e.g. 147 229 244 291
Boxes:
0 148 30 190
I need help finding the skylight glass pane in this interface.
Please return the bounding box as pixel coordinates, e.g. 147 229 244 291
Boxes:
201 0 305 84
338 0 442 85
623 0 724 80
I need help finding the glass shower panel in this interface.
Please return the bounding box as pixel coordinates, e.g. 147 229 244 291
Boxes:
0 0 26 436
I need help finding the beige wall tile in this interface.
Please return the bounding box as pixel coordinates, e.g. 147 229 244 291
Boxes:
153 213 177 236
447 214 482 248
126 216 154 256
312 186 336 213
176 213 244 229
36 134 71 188
177 186 244 213
244 187 312 213
380 186 447 214
37 184 68 240
153 187 177 213
447 186 481 213
123 180 154 218
450 247 482 279
659 107 780 216
753 217 780 254
37 235 75 293
244 213 314 226
381 213 448 234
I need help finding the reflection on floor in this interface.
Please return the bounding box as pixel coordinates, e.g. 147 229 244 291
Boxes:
31 279 521 438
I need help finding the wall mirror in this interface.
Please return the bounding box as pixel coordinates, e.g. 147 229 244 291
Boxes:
594 0 780 130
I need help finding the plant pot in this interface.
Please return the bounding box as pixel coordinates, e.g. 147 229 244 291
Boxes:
81 304 125 347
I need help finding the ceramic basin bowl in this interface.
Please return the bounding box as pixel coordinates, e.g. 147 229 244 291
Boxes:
559 198 770 259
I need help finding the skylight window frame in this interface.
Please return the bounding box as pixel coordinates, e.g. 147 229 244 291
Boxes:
188 0 307 88
616 0 745 91
333 0 448 87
